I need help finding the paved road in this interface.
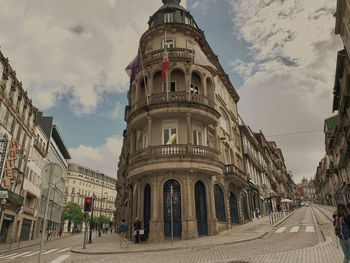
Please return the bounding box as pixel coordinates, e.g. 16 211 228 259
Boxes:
0 206 343 263
0 233 83 263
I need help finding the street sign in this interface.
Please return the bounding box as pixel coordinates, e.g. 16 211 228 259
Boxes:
0 190 8 199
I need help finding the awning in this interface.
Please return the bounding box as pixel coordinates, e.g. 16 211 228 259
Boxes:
248 180 259 192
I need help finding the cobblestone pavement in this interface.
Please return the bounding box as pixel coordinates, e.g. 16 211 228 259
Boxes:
63 206 343 263
1 206 343 263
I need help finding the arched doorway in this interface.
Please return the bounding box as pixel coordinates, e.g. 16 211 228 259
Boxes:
214 184 226 222
143 184 151 239
195 181 208 235
229 192 239 224
164 180 182 237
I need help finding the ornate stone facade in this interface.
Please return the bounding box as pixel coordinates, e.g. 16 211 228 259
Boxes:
116 0 250 241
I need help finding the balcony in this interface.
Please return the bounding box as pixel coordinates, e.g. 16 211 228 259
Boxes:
129 91 217 122
224 164 247 184
132 91 215 111
129 144 222 175
142 48 194 66
0 187 23 206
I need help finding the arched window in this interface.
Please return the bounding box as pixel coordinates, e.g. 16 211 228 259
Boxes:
214 184 226 222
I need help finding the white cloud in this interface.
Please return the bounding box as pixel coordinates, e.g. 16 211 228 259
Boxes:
227 0 342 183
106 102 123 120
69 135 123 178
0 0 162 114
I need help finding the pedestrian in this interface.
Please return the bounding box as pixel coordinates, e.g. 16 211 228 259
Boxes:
255 208 260 219
110 228 113 234
118 219 129 248
333 203 350 262
59 228 63 237
133 217 141 244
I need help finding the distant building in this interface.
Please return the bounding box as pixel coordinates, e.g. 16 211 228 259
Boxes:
65 162 117 228
37 114 71 236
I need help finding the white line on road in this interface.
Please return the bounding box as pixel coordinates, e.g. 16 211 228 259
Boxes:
305 226 315 232
290 226 300 233
7 251 32 259
23 251 44 257
49 254 70 263
0 253 19 259
57 247 72 252
275 227 287 233
42 248 59 254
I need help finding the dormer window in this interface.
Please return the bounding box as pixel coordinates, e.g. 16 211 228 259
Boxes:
164 13 173 23
185 16 191 25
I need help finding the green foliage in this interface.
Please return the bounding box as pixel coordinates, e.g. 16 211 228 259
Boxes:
61 202 85 225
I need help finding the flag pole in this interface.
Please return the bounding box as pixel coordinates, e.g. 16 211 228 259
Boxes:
165 30 169 102
139 43 149 105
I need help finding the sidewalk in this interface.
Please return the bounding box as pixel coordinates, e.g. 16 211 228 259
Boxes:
0 232 81 253
72 211 295 255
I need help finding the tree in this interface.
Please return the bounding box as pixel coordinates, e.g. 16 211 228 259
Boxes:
61 202 85 226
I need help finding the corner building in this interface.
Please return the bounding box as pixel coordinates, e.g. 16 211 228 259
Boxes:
116 0 249 241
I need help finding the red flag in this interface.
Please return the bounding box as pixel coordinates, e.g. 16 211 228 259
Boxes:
161 46 169 79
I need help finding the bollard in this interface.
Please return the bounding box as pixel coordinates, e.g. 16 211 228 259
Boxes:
9 239 12 249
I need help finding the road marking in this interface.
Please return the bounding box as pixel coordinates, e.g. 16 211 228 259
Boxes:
57 247 72 252
7 251 32 258
306 226 314 232
0 253 19 259
23 251 44 257
290 226 300 233
275 227 287 233
49 254 70 263
42 248 58 254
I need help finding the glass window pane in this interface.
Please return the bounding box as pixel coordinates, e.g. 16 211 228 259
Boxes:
198 132 203 146
164 129 169 145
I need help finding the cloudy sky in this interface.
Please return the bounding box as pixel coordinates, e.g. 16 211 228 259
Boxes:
0 0 341 183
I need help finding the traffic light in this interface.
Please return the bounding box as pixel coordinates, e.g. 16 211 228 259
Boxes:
84 197 93 212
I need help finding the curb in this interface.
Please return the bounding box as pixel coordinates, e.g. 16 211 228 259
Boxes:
71 212 297 255
71 232 269 255
273 210 297 228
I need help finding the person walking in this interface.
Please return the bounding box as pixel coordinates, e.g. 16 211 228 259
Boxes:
133 217 141 244
119 219 129 248
334 203 350 263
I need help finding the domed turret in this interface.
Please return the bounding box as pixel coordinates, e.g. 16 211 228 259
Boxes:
148 0 197 28
162 0 181 4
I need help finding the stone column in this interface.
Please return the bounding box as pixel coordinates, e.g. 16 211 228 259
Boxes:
135 81 139 103
129 130 134 154
147 116 152 147
186 174 197 239
207 179 217 235
147 73 153 96
202 73 207 97
185 67 192 100
186 113 192 145
148 176 164 242
137 182 142 220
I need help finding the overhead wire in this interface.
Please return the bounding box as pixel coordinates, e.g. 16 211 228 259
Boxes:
265 129 323 137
